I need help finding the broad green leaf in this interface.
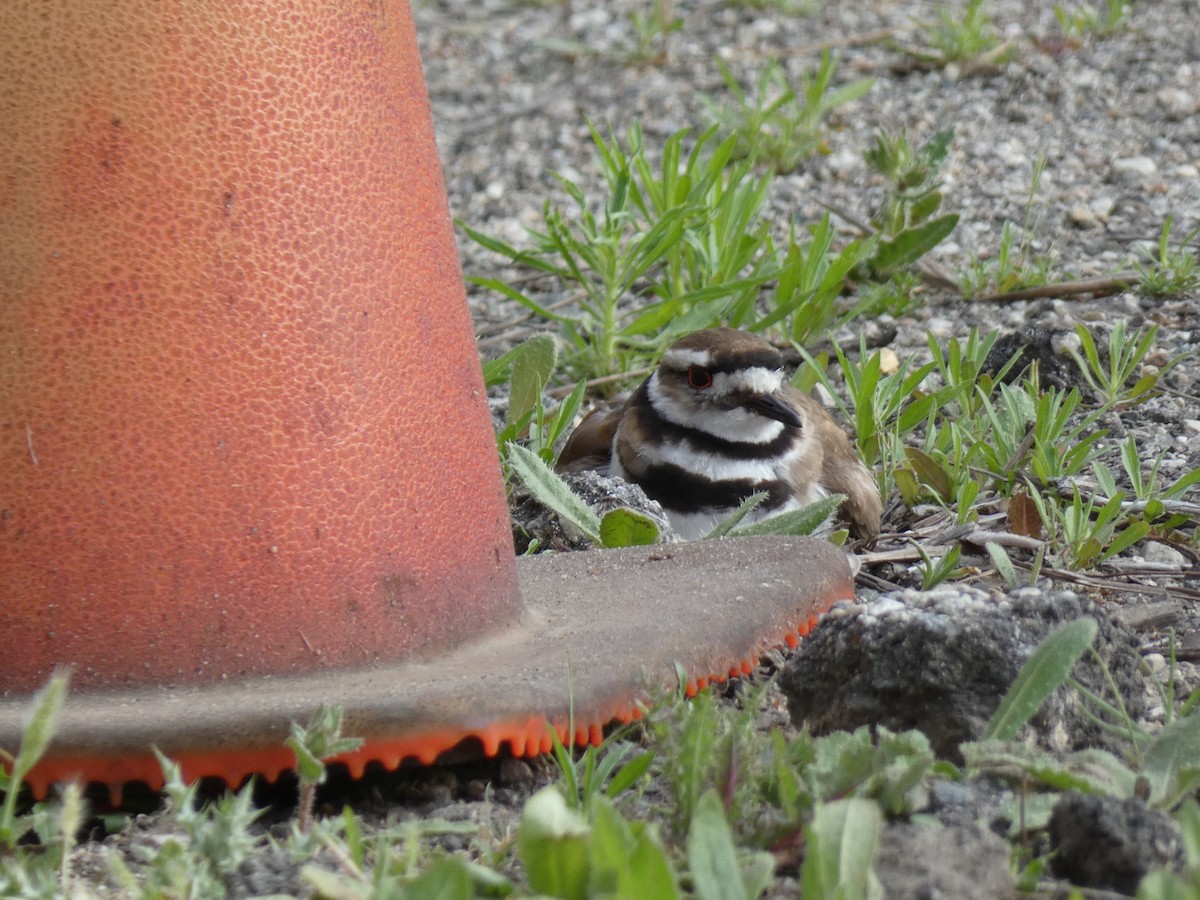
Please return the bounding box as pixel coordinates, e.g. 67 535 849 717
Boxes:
405 858 474 900
1166 466 1200 499
985 542 1019 588
461 858 514 895
1125 373 1159 402
821 76 875 111
687 789 750 900
342 805 364 869
1177 799 1200 867
801 798 883 900
871 213 959 273
893 468 922 506
904 446 953 501
627 826 681 900
729 494 844 537
1136 870 1197 900
1099 520 1151 563
301 865 369 900
519 787 591 900
961 741 1137 797
286 731 324 784
910 190 942 223
598 507 661 548
998 792 1060 838
924 128 955 167
1144 714 1200 807
588 799 636 895
544 380 588 454
507 335 558 430
982 618 1098 741
506 443 601 543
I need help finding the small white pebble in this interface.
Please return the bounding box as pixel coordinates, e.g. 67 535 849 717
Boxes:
1113 156 1158 177
877 347 900 376
1070 204 1098 228
1157 87 1196 117
1090 196 1116 220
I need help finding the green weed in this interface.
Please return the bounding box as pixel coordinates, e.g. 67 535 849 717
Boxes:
464 125 881 384
909 0 1014 67
285 704 364 834
1069 321 1162 407
723 0 813 12
1136 216 1200 297
1054 0 1131 38
862 128 960 278
487 335 587 467
960 156 1059 297
701 53 873 174
627 0 682 64
0 672 79 897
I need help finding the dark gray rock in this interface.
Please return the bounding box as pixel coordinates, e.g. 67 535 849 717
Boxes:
781 586 1147 761
1048 792 1184 894
980 323 1083 391
874 821 1014 900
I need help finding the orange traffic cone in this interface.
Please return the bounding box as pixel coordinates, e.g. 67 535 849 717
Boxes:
0 0 853 799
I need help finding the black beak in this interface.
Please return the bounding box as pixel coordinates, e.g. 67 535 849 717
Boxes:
744 393 802 429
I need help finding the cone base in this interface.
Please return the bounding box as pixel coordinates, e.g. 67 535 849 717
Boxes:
0 536 853 801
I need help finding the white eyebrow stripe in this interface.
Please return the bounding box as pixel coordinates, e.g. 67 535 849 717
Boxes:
713 367 783 396
647 374 787 444
662 348 712 368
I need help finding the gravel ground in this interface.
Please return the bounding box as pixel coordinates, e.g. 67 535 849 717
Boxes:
412 0 1200 891
71 0 1200 894
417 0 1200 624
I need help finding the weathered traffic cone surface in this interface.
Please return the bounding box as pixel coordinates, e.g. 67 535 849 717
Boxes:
1 0 520 690
0 0 856 799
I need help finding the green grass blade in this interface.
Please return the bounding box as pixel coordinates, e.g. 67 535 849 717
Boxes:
729 494 844 537
506 442 601 543
983 618 1098 741
703 492 767 539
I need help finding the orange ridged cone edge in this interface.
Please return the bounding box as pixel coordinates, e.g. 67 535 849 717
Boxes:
0 0 853 802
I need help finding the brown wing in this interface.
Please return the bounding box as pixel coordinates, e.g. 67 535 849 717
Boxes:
555 399 626 474
786 388 882 540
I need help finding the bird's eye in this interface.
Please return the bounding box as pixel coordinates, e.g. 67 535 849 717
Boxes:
687 365 713 389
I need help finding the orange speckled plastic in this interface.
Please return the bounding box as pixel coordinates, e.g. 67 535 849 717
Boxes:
0 0 520 690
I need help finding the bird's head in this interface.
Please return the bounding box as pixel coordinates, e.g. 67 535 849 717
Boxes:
649 328 803 443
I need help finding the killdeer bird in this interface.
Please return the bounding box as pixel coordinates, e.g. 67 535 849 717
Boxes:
557 327 882 540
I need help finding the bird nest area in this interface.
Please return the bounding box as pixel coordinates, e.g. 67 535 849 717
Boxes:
41 0 1200 896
